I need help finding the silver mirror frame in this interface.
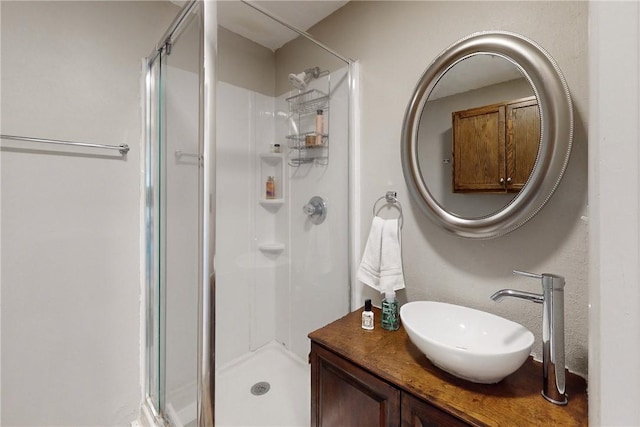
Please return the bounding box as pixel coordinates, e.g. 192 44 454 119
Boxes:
401 31 573 239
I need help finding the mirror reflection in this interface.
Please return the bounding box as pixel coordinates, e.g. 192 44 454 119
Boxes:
417 54 539 218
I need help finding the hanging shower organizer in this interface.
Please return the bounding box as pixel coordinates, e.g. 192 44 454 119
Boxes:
285 88 329 166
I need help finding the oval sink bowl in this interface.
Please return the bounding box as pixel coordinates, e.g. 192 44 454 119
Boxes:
400 301 534 384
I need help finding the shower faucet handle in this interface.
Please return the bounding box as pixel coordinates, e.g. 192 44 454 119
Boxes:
303 196 327 225
303 203 318 216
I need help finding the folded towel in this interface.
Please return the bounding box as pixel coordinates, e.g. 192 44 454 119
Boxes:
357 216 405 292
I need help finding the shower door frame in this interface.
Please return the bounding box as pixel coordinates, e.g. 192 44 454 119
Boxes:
142 1 215 425
142 1 359 426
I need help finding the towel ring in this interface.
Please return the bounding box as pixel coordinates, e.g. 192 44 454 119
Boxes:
373 191 404 229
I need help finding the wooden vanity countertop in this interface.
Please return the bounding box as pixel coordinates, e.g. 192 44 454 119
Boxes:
308 307 588 426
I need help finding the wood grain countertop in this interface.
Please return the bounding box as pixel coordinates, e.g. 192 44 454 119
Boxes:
308 307 588 426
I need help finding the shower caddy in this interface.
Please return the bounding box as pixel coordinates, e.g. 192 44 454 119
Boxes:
286 88 329 166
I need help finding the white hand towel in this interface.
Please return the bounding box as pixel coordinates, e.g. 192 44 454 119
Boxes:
357 217 405 292
357 216 384 289
379 218 405 292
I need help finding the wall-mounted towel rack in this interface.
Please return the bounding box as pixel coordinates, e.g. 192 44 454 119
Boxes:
0 134 130 155
373 191 404 228
174 149 201 160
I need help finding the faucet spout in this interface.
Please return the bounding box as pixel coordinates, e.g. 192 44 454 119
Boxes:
490 289 544 304
490 270 568 405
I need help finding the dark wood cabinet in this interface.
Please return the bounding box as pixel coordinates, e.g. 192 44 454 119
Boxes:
505 97 540 191
311 343 400 427
309 308 588 427
452 103 506 193
452 96 539 193
401 393 468 427
311 342 463 427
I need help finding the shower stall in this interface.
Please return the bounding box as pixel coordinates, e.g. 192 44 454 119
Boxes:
143 1 356 425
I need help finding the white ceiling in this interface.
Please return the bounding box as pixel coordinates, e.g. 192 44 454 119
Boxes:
217 0 349 51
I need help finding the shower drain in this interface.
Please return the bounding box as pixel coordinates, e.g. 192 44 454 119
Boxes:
250 381 271 396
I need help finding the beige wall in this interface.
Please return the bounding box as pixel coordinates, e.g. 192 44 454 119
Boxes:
0 1 178 425
218 26 275 96
280 1 589 375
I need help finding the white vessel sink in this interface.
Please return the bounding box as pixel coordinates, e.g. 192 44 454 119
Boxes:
400 301 534 384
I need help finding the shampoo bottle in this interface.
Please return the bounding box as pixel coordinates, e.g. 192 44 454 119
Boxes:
362 299 374 330
266 176 276 199
381 290 399 331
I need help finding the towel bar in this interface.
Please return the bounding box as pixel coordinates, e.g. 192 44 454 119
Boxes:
0 134 129 155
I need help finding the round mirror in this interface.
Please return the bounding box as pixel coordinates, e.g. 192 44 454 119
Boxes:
401 31 573 238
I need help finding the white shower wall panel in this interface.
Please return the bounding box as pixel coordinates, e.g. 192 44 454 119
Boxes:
217 67 350 365
250 91 280 351
284 68 351 361
215 82 281 367
215 83 256 367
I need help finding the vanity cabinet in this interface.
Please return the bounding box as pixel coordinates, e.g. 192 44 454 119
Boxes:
452 96 539 193
309 308 588 427
311 344 401 426
401 392 468 427
311 343 466 427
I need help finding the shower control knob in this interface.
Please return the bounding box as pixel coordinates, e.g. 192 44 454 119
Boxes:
303 203 317 216
303 196 327 225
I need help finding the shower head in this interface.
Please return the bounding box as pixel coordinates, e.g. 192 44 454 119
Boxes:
288 66 323 90
288 72 310 90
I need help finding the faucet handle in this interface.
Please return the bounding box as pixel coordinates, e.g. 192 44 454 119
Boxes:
513 270 543 280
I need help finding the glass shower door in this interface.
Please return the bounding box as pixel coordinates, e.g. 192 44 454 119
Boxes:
146 5 202 425
162 13 202 425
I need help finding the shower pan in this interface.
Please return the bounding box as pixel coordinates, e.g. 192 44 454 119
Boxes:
142 1 356 426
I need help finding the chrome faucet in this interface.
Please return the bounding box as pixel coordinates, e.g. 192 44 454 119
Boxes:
491 270 567 405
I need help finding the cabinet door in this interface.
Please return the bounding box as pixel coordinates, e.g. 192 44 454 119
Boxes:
505 97 540 191
452 104 506 192
311 343 401 427
401 392 470 427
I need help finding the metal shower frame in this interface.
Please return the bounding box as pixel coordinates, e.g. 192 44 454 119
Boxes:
142 1 357 426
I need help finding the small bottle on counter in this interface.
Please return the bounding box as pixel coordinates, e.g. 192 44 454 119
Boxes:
265 176 276 199
362 299 374 330
315 109 324 146
381 290 399 331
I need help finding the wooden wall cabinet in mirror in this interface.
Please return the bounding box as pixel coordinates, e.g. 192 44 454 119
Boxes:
452 96 539 193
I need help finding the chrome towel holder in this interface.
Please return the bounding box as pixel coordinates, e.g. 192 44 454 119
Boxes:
0 134 129 155
373 191 403 228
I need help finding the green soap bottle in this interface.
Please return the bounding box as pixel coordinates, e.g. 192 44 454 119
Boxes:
381 290 399 331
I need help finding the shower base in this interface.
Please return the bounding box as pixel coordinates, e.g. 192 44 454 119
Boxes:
215 341 310 427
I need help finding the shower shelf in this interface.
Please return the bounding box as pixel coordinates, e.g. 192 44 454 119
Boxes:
258 242 285 254
260 153 283 160
259 198 284 206
259 152 284 203
285 132 328 144
286 89 329 115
